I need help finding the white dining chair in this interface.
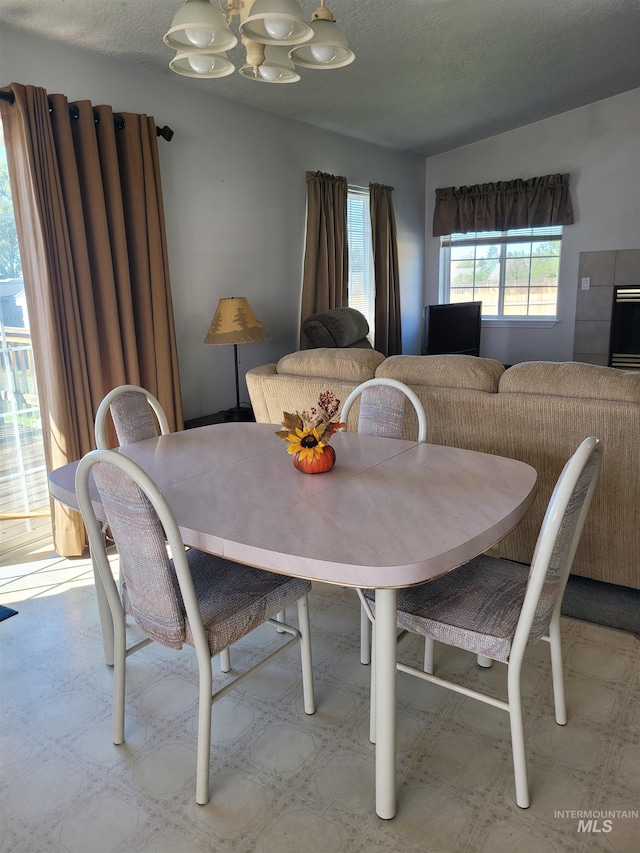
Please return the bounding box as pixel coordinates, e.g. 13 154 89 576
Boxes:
361 436 602 808
341 377 428 664
75 448 315 806
94 383 234 672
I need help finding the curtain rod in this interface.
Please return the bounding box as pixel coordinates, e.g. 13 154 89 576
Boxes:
0 89 174 141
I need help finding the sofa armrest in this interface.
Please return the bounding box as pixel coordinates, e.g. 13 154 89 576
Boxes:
245 364 278 423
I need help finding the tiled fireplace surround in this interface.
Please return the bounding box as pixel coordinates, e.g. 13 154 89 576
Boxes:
573 248 640 365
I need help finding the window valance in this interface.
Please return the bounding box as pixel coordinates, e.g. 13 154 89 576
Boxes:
433 173 574 237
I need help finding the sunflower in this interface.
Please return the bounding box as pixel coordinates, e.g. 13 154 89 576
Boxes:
285 427 326 461
275 392 346 459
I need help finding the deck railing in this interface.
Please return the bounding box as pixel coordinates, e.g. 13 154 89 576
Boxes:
0 324 50 555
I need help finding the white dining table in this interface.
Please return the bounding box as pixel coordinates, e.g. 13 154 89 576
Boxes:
49 421 537 819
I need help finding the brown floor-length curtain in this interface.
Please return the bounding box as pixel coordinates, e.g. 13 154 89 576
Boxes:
370 183 402 356
300 171 348 346
433 173 574 236
0 83 183 556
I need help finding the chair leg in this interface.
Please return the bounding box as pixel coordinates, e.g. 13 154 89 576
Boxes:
195 654 213 806
297 596 316 715
477 655 493 668
548 619 567 726
90 542 115 666
423 637 435 673
112 609 127 745
369 622 376 743
360 604 371 665
276 608 286 633
507 665 530 808
219 647 231 673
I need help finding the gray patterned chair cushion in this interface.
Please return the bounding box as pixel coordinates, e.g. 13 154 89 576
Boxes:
94 461 311 655
358 385 408 439
366 555 529 662
525 447 600 638
94 461 184 646
110 391 159 445
183 549 311 654
364 439 602 663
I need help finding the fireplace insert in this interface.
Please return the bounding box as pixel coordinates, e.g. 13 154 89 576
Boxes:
609 286 640 369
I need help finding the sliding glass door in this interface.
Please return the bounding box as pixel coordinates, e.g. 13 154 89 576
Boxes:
0 119 51 556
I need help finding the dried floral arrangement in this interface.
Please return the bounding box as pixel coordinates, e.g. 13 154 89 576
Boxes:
275 391 346 462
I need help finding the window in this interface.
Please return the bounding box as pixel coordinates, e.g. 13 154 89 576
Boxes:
440 226 562 318
347 186 374 340
0 117 51 553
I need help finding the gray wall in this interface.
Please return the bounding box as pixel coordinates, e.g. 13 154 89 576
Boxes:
0 26 425 420
424 89 640 365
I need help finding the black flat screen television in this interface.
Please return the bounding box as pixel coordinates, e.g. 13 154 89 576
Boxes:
422 301 482 356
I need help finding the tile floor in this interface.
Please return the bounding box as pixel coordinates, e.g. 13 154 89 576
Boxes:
1 543 639 853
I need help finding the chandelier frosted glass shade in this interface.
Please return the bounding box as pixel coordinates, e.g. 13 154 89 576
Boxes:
164 0 237 52
240 45 301 83
239 0 313 45
169 50 235 78
164 0 354 82
289 19 355 68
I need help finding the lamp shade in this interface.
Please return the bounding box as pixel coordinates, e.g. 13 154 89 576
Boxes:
239 0 313 45
164 0 238 52
204 297 269 345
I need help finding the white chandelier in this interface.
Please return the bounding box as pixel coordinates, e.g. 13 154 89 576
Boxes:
164 0 355 83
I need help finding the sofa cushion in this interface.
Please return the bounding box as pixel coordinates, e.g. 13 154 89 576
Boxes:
499 361 640 403
377 355 504 392
276 347 386 382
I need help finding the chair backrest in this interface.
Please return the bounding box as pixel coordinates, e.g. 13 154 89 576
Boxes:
76 449 196 650
514 436 603 654
95 384 170 448
340 378 427 442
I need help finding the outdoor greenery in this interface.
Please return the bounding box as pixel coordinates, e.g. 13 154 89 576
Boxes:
451 241 561 284
347 191 374 333
0 144 35 412
449 240 561 316
0 158 22 279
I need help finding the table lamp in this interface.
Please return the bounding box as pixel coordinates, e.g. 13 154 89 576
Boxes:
204 296 269 421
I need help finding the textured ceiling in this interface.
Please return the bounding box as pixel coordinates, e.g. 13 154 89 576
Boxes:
1 0 639 156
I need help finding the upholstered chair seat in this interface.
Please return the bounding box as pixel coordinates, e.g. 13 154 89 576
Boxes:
120 545 311 656
365 555 533 664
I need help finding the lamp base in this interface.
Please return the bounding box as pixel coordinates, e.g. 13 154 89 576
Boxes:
224 404 255 422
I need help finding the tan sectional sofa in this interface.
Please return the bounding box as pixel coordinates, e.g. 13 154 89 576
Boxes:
246 348 640 590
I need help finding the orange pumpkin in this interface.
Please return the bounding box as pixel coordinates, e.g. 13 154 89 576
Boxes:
292 445 336 474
